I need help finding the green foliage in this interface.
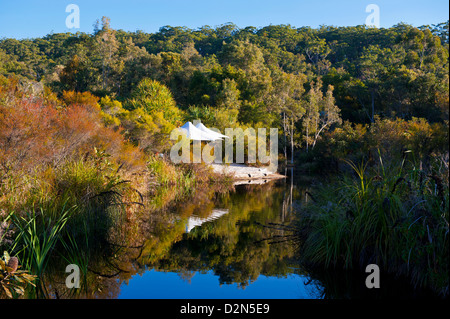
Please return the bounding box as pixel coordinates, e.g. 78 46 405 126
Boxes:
0 251 37 298
128 78 176 117
0 17 448 298
122 78 183 152
297 154 449 296
0 20 448 168
304 116 449 174
10 204 74 279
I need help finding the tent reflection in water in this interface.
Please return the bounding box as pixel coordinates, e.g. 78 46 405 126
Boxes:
185 209 229 233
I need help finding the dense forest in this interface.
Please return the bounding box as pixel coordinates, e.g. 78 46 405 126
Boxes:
1 18 448 158
1 18 449 298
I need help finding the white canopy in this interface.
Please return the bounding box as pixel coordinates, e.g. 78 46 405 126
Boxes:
177 121 219 141
195 122 229 139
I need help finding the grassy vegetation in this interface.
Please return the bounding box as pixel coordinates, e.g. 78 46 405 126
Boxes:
0 154 138 296
296 152 449 296
0 141 233 298
148 154 234 196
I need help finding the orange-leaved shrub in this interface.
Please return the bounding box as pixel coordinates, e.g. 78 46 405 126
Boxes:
0 78 147 211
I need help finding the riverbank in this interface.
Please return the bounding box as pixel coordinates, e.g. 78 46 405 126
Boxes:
294 155 449 298
209 163 286 181
0 154 237 298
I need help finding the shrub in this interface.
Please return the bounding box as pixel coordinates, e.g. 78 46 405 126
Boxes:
309 117 449 174
0 251 36 298
0 79 147 213
297 153 449 296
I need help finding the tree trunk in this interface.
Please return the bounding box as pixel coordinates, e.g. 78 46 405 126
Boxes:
371 89 375 123
312 124 326 149
290 118 294 164
283 112 287 164
306 121 309 153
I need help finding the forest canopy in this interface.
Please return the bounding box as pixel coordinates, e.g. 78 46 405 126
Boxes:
0 18 448 158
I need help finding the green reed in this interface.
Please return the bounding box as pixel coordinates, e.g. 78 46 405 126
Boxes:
297 152 449 296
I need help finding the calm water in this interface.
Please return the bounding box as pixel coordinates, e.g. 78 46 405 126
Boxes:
117 176 324 299
119 270 320 299
41 171 422 299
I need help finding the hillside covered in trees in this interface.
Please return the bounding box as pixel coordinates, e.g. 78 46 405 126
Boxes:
1 18 448 160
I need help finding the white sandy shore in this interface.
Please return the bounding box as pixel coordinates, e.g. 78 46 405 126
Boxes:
209 163 285 180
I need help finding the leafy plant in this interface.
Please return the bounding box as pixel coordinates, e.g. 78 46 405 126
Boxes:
297 152 449 296
0 251 36 298
10 204 75 279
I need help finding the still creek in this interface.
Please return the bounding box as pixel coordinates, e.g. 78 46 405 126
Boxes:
45 170 421 299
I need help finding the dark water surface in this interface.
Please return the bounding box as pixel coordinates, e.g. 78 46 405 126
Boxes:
118 176 323 299
114 172 425 299
41 170 424 299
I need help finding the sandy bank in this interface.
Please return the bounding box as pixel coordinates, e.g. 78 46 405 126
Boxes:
210 163 286 181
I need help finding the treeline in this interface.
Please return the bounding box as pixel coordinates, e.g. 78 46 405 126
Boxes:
0 18 448 160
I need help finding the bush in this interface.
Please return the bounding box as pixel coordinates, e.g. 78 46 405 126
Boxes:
308 117 449 174
297 153 449 296
0 78 147 214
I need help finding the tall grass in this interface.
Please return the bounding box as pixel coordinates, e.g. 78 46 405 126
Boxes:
58 224 90 297
0 151 143 297
1 150 232 297
297 152 449 296
8 203 75 297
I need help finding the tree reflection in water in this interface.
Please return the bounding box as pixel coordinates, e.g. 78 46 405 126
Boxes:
139 176 303 289
42 174 313 299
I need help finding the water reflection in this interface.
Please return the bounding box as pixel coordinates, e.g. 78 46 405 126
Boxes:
135 177 306 293
118 270 322 299
185 209 229 233
37 168 422 299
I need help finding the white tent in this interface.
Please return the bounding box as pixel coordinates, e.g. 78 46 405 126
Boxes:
195 122 229 140
177 121 219 141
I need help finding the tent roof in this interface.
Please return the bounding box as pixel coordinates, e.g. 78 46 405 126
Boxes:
177 121 219 141
195 122 229 139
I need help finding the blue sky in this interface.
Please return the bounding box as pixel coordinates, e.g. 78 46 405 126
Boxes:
0 0 448 39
